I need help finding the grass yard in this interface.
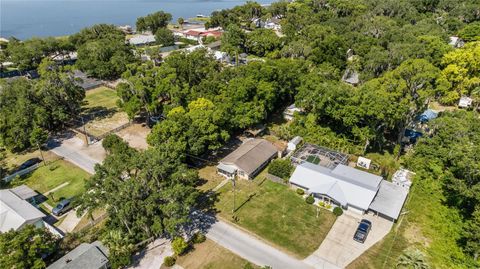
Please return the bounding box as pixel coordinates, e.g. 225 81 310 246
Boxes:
11 160 90 207
83 86 119 110
175 239 259 269
3 149 58 171
197 165 227 192
214 172 336 258
81 86 130 137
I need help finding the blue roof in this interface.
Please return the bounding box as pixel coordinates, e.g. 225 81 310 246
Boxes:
418 109 438 122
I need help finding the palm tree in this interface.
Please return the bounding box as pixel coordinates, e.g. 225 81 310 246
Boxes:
177 17 184 29
396 248 430 269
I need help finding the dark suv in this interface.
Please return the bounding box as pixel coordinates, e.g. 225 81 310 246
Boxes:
353 219 372 243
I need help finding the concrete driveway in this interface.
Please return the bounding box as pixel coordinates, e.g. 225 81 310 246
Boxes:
304 212 393 269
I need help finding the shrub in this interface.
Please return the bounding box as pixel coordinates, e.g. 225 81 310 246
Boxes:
172 237 189 256
305 195 315 204
192 232 206 244
268 159 294 179
244 262 255 269
318 201 325 207
296 188 305 195
333 207 343 216
163 256 176 267
326 204 332 209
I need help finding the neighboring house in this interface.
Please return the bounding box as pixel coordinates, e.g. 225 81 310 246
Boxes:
458 96 473 108
289 162 408 221
287 136 303 153
264 18 281 31
449 36 465 48
0 185 45 232
217 139 278 180
118 25 133 34
283 103 304 121
73 70 103 90
128 34 156 46
47 241 109 269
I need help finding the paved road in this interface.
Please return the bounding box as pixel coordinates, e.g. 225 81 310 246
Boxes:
48 138 102 174
207 220 313 269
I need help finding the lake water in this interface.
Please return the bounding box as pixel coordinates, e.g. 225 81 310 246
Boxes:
1 0 273 40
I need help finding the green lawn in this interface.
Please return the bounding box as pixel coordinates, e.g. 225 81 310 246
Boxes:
84 86 119 110
11 160 90 207
215 172 336 258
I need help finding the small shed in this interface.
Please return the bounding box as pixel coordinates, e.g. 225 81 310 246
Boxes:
283 103 303 121
458 96 473 108
244 124 266 137
287 136 303 152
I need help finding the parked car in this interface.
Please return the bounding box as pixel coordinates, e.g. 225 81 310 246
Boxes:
353 219 372 243
52 199 72 216
19 157 41 170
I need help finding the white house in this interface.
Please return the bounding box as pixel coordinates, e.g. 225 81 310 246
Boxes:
0 186 45 232
283 103 304 121
128 34 156 46
458 96 473 108
47 241 109 269
217 139 278 180
289 162 408 221
449 36 465 48
287 136 303 152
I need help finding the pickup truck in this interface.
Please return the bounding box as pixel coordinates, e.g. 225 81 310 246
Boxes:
353 219 372 243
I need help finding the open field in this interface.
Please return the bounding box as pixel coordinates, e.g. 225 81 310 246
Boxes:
80 86 130 137
10 160 90 207
214 170 336 258
84 86 119 110
175 239 259 269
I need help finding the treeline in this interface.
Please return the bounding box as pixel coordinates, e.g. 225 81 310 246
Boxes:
0 60 84 151
403 111 480 266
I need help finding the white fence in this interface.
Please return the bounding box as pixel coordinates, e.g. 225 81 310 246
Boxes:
2 163 41 183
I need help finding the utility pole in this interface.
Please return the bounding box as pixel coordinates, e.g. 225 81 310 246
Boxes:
231 175 236 213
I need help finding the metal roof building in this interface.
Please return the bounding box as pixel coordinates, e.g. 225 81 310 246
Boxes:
289 163 409 220
217 139 277 180
0 187 45 232
47 241 109 269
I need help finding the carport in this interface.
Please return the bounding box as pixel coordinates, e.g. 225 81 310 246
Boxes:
368 180 409 222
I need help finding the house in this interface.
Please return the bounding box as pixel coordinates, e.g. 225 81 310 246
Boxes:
217 139 278 180
73 70 103 90
458 96 473 108
128 34 156 46
289 162 408 221
283 103 303 121
449 36 465 48
418 109 438 123
0 185 45 232
118 25 133 34
47 241 109 269
264 18 281 31
287 136 303 152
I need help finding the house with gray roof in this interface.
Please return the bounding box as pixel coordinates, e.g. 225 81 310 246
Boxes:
47 241 109 269
0 186 45 232
289 162 409 221
217 139 278 180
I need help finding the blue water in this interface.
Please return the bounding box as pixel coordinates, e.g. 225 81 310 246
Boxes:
1 0 272 39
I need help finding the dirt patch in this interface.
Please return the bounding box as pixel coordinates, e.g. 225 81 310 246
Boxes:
116 123 150 150
176 239 257 269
